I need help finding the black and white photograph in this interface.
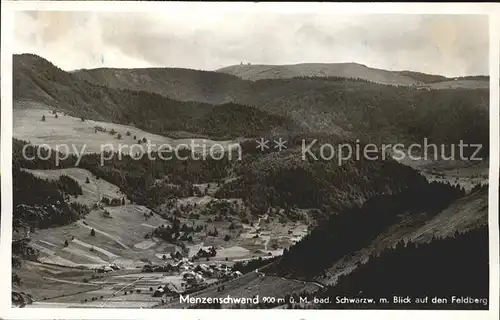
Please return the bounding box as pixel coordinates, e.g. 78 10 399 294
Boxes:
1 2 498 316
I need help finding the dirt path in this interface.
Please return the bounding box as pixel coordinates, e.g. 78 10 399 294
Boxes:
98 276 144 307
72 239 119 259
62 246 109 264
38 240 58 248
31 242 79 267
43 276 99 287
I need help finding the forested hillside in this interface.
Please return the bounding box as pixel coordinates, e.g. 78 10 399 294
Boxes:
317 224 489 309
13 165 89 230
266 180 468 279
216 146 429 215
14 54 489 154
14 54 298 139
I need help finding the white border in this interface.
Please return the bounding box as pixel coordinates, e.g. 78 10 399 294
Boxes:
0 1 498 14
0 0 14 315
489 10 500 320
0 2 499 320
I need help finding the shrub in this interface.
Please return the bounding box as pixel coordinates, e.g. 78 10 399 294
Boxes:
12 273 22 286
57 175 83 196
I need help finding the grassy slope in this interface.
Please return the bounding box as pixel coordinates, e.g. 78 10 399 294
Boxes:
14 106 240 154
13 166 176 268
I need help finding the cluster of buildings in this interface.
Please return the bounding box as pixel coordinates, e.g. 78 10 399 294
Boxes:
152 283 182 297
142 257 243 293
189 262 242 281
95 263 121 273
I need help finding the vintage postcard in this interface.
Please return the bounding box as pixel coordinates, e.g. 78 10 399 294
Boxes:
0 2 499 320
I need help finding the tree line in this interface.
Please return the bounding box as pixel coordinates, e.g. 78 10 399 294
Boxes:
316 225 489 309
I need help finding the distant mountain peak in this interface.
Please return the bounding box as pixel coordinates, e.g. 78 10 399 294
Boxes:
216 62 421 85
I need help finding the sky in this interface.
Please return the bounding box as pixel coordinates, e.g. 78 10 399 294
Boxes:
13 11 489 77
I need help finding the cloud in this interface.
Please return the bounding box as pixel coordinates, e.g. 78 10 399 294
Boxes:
14 11 488 77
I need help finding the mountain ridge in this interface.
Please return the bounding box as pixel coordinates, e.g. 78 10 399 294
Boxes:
14 54 490 151
14 54 300 139
215 62 488 86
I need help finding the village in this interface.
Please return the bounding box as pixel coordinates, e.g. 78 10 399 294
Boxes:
92 245 245 301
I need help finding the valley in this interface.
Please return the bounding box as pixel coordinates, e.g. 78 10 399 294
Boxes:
11 53 490 310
